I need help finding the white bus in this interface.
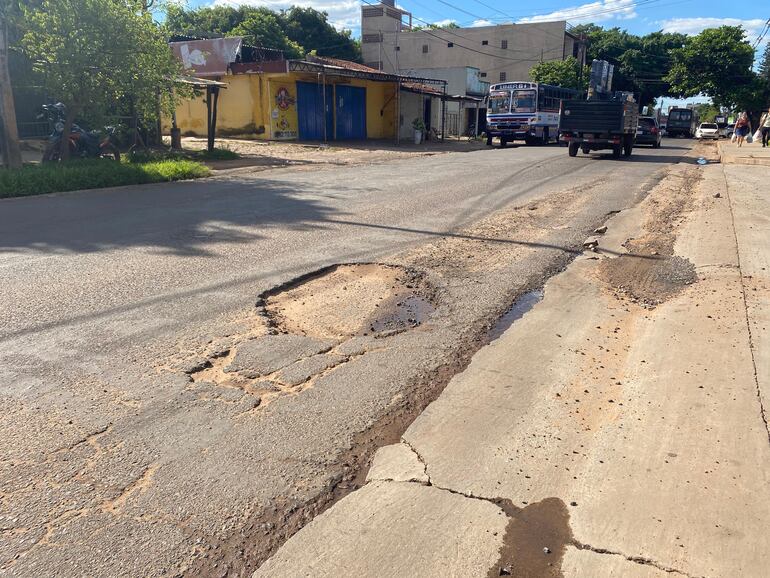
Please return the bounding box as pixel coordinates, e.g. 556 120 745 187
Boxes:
486 81 580 146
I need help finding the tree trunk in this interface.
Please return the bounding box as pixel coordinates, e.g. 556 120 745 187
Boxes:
59 106 77 161
0 18 22 169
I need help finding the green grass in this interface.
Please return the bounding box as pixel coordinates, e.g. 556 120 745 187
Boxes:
0 158 210 199
193 147 240 161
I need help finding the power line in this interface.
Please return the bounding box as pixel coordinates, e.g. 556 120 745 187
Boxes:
752 18 770 49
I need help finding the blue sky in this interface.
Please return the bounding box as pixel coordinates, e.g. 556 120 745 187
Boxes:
184 0 766 105
185 0 765 47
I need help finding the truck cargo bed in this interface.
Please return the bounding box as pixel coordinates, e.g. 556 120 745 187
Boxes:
559 100 638 134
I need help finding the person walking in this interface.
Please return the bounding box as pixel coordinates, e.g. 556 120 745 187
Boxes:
735 112 751 147
761 112 770 148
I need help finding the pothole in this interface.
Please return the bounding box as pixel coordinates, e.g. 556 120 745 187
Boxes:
600 253 697 307
258 263 436 339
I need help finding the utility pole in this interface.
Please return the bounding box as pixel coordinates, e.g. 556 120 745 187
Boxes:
0 13 22 168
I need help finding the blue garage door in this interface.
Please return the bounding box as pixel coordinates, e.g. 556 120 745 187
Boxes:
335 85 366 140
297 81 333 141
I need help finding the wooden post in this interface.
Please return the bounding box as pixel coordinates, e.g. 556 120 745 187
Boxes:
0 18 22 168
207 85 220 152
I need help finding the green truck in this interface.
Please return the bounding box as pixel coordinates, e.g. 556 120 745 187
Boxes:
558 96 640 159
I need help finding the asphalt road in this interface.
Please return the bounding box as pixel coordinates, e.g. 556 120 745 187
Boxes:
0 140 693 576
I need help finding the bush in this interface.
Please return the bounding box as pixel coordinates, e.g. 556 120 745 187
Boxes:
194 147 240 160
0 158 210 198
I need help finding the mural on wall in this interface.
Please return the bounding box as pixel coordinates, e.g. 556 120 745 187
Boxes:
271 83 298 140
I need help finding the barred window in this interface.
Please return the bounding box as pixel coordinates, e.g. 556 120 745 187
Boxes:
499 71 506 82
501 39 508 49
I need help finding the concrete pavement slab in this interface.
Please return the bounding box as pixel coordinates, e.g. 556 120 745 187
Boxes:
365 443 428 484
252 481 507 578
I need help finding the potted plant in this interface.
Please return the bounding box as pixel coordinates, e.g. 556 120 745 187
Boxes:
412 118 426 144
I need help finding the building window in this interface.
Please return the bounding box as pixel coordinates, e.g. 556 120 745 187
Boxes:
501 39 508 49
480 72 487 78
482 40 488 45
447 42 454 47
422 44 429 53
499 71 506 82
396 46 400 51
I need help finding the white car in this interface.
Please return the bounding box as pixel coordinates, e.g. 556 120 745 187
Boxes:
695 123 720 140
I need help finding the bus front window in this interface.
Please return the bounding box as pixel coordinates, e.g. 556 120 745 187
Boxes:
511 90 536 113
488 94 510 114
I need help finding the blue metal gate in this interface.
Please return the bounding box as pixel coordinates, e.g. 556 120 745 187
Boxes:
335 85 366 140
297 81 333 141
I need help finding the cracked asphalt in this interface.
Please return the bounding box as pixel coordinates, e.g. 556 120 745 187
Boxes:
0 141 697 576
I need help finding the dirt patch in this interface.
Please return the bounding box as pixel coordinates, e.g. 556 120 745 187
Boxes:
260 263 435 339
601 254 696 307
599 160 701 306
488 497 572 578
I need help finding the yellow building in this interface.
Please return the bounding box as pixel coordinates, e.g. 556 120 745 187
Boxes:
171 56 447 142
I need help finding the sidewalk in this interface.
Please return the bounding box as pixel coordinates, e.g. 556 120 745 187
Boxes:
252 159 770 577
718 139 770 165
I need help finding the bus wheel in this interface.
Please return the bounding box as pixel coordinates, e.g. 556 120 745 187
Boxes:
486 136 493 146
542 128 549 145
568 142 579 157
500 138 507 148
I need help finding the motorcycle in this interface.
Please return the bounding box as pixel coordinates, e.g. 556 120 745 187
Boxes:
40 103 120 162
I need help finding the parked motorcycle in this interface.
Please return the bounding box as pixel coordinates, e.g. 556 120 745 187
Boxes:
40 103 120 162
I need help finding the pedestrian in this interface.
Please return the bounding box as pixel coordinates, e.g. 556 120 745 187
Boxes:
762 112 770 148
734 112 751 147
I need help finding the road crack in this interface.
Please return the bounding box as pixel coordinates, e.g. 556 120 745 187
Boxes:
571 540 705 577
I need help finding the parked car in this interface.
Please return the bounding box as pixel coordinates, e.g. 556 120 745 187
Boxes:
695 122 720 140
723 123 735 139
636 116 662 148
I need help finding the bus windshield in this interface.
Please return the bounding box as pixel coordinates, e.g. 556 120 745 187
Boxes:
488 93 510 114
511 90 536 113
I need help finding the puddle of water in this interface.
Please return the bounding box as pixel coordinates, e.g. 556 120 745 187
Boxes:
486 290 544 343
368 295 434 334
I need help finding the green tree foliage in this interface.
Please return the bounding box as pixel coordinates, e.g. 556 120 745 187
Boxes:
665 26 756 109
760 43 770 81
229 9 303 58
693 102 721 122
530 56 587 90
166 5 361 62
20 0 184 157
570 24 687 109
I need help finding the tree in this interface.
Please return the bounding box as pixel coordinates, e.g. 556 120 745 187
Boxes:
665 26 756 109
283 7 360 62
229 9 303 59
166 5 362 62
759 43 770 81
530 56 587 90
0 0 22 168
21 0 183 159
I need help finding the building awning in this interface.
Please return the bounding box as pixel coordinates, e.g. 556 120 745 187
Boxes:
289 58 447 87
174 75 228 89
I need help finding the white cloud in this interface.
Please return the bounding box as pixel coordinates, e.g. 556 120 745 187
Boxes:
212 0 360 31
432 18 457 27
470 19 494 28
658 17 765 38
517 0 636 25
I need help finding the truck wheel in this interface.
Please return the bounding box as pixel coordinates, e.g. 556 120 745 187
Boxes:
500 138 507 148
486 136 493 146
581 144 590 154
612 144 622 158
623 138 633 157
568 142 579 157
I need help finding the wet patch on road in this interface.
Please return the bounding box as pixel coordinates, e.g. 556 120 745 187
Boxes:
486 290 544 343
488 497 572 578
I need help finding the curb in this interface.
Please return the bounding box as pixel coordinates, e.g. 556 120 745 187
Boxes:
717 142 770 166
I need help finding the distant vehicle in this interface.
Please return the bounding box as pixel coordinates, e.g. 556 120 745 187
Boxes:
636 116 662 148
485 82 580 147
667 107 699 138
715 114 729 138
725 123 735 138
695 122 720 140
559 93 639 159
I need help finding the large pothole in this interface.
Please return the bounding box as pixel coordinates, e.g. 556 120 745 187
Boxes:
258 263 436 339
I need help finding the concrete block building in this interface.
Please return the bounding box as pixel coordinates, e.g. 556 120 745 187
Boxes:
361 1 584 85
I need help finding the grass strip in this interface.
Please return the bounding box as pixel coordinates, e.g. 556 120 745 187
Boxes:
0 158 210 198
